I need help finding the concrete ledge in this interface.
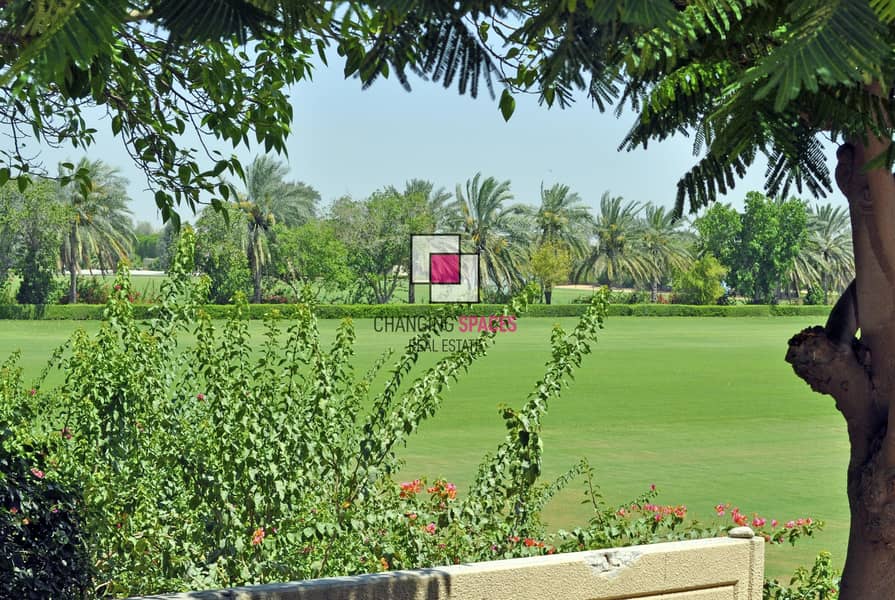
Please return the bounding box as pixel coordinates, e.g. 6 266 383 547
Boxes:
127 529 764 600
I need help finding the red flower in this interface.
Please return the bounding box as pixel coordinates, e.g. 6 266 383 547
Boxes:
196 393 206 401
30 468 44 479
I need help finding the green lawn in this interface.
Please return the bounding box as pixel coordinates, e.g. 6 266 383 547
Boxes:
0 315 847 581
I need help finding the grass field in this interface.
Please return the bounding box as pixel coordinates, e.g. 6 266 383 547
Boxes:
0 315 847 581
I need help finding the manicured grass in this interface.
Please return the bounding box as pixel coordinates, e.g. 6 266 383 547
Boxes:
0 315 847 581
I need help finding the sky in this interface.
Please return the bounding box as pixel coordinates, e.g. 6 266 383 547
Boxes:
23 56 846 229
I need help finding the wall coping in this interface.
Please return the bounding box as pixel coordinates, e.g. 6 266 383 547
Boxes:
126 528 764 600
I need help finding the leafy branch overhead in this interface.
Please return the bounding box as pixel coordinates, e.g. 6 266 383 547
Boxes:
6 1 895 219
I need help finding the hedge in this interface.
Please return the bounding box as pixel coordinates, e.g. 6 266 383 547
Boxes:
0 303 833 320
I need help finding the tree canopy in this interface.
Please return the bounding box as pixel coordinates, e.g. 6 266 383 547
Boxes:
8 1 895 223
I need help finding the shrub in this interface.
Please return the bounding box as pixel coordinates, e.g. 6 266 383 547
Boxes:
58 277 110 305
672 255 727 305
804 285 826 306
0 421 92 598
0 235 834 597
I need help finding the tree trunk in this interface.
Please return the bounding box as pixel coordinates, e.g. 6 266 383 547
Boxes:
544 286 552 305
248 226 262 303
409 282 415 304
651 279 658 303
786 137 895 599
68 227 78 304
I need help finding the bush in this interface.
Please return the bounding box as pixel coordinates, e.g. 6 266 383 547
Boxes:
804 285 826 306
0 238 834 597
672 255 727 305
0 302 835 321
58 277 110 305
0 430 92 598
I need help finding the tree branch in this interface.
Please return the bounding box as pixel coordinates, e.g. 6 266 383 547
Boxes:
787 326 882 468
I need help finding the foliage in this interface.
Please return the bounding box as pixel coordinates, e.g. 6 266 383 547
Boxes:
639 205 693 301
449 173 528 294
694 203 742 275
553 486 822 558
798 204 854 303
331 190 434 304
13 181 67 305
695 195 808 304
576 193 647 287
57 277 117 305
765 552 840 600
239 155 320 302
268 221 354 301
387 179 454 233
673 255 728 306
0 231 616 595
528 241 572 304
524 183 593 258
57 159 134 303
736 194 808 304
194 207 251 304
804 285 826 306
0 429 92 599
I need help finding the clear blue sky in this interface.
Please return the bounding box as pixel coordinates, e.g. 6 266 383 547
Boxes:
28 58 844 228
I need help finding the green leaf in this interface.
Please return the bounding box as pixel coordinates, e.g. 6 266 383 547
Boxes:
499 89 516 121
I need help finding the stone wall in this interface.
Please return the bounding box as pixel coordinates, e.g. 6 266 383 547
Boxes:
128 528 763 600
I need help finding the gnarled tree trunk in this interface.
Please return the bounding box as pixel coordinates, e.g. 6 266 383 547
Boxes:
786 136 895 599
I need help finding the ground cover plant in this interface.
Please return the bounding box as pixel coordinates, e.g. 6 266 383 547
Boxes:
0 232 839 597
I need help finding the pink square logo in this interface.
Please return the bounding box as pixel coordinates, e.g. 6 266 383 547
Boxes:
430 253 461 284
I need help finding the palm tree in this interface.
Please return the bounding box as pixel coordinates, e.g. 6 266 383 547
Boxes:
391 179 453 232
527 182 593 259
449 173 526 296
804 203 854 303
57 159 134 303
575 192 648 289
638 205 693 302
239 155 319 303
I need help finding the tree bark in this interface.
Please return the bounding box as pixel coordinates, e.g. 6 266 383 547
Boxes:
544 287 552 304
248 225 262 303
68 227 78 304
786 138 895 599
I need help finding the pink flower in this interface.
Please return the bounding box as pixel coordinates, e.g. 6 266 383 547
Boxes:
30 468 44 479
752 517 766 528
785 520 795 529
425 522 436 534
806 517 813 526
28 388 36 396
650 483 656 491
771 519 778 528
196 393 206 401
715 504 725 516
654 513 662 522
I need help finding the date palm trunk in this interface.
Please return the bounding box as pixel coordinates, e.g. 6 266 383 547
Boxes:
67 226 78 304
786 136 895 599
